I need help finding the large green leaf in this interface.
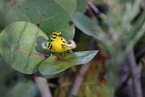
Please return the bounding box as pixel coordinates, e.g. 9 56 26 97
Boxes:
75 0 87 13
71 12 103 39
6 0 74 40
55 0 76 14
0 21 48 74
39 50 98 75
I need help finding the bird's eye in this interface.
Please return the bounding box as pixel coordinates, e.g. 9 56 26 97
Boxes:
53 34 57 36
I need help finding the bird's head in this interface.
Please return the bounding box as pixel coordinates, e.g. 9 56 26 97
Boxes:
52 31 62 37
50 31 63 40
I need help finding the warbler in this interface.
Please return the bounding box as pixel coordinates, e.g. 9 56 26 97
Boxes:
42 31 76 53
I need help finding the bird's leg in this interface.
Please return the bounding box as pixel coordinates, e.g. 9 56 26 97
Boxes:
55 53 62 58
67 50 73 53
61 50 73 57
55 53 70 62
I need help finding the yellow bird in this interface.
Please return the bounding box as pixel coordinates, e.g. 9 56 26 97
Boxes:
42 31 76 53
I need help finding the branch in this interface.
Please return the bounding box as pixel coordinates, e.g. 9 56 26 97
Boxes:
68 63 90 97
34 77 52 97
128 48 142 97
88 1 101 14
115 74 130 95
68 2 99 96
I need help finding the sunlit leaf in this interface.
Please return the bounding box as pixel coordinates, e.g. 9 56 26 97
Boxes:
39 50 99 75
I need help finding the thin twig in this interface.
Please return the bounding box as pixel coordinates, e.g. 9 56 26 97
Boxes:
68 2 99 96
115 74 130 95
68 63 90 97
128 48 142 97
48 83 58 88
114 57 133 97
34 77 52 97
58 76 62 97
88 1 101 14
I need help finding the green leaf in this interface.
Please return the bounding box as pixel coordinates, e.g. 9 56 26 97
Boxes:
39 50 98 75
55 0 76 14
71 12 103 39
6 0 74 40
0 21 48 74
75 0 87 13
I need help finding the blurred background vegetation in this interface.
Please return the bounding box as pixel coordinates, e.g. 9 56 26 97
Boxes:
0 0 145 97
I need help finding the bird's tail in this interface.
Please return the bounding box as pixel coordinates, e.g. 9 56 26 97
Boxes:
69 40 76 49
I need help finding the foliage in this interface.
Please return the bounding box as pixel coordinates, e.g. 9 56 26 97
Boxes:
0 21 98 76
0 0 97 77
6 0 75 39
54 55 114 97
55 0 76 14
0 0 97 96
39 51 98 75
72 0 145 87
0 0 145 97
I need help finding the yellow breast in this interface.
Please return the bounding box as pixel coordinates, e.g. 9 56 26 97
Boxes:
49 37 69 53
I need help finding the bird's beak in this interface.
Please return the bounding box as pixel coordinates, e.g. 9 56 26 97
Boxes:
59 34 63 36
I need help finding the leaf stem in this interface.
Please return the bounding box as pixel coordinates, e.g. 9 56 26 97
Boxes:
38 7 46 28
38 14 44 28
10 46 48 58
88 1 101 14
